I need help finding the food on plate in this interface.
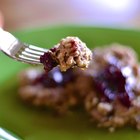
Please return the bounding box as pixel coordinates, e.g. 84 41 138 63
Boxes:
40 36 92 72
84 44 140 132
18 67 82 114
18 43 140 131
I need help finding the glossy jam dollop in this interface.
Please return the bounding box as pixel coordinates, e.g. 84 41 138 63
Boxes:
93 64 135 108
40 51 57 73
33 67 76 88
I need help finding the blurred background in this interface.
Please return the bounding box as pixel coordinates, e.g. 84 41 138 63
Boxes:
0 0 140 31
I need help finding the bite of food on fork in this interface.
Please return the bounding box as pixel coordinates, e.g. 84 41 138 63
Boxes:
40 36 92 72
0 28 92 73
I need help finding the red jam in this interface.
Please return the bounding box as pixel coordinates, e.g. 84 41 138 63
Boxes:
93 64 135 108
40 51 58 73
33 67 76 88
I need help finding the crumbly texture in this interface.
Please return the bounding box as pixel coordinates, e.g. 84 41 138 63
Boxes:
84 43 140 132
18 68 82 114
53 36 92 71
18 43 140 131
40 36 92 72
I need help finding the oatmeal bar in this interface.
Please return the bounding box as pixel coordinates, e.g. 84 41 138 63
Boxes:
40 36 92 72
84 44 140 131
18 67 82 114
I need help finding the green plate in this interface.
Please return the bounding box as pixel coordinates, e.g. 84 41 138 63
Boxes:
1 25 140 140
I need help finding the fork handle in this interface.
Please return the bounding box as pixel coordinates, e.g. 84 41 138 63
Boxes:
0 28 22 57
0 28 18 50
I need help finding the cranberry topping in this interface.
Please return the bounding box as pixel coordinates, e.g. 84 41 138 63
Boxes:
40 52 58 73
70 40 78 54
93 64 135 108
33 67 76 88
50 47 57 53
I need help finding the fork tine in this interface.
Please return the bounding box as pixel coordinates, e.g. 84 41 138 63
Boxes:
21 51 41 59
18 54 41 64
15 44 47 65
24 48 44 56
28 45 48 52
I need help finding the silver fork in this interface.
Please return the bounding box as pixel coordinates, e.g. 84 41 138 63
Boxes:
0 28 48 65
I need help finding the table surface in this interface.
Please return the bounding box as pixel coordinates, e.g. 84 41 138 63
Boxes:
0 0 140 31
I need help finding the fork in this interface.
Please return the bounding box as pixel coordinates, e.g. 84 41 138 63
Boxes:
0 127 22 140
0 28 48 65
